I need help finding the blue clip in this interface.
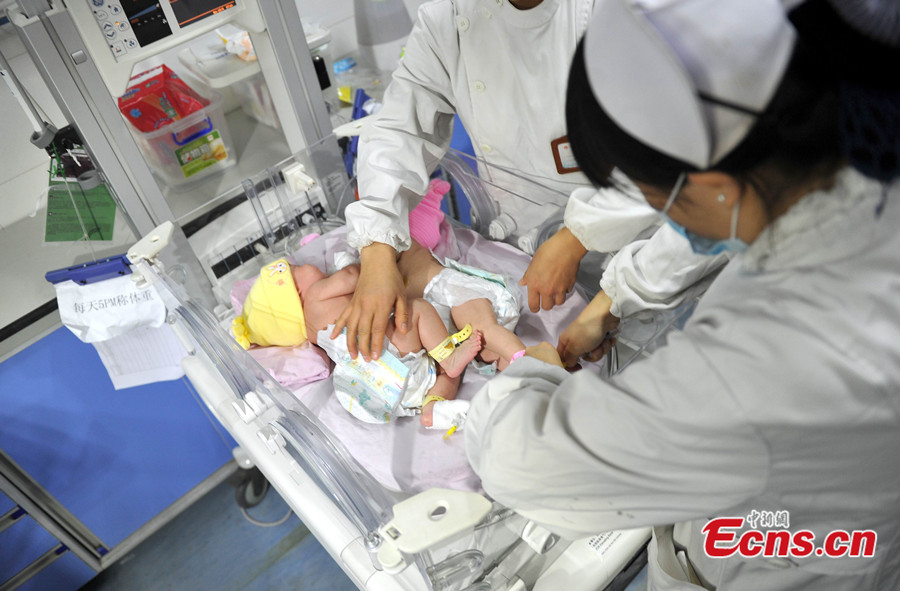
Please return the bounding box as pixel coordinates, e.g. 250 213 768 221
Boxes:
45 254 132 285
344 88 372 177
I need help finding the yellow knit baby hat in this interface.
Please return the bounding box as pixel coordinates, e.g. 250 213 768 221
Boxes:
232 259 307 349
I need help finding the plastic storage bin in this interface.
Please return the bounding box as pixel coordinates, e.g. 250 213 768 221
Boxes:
130 88 237 188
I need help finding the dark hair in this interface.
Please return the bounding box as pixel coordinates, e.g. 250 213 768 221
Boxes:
790 0 900 182
566 3 849 213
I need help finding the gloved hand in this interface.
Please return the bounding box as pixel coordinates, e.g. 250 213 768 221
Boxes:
519 227 588 312
331 242 408 360
556 291 619 368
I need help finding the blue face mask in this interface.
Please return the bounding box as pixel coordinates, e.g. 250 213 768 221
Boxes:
659 173 748 256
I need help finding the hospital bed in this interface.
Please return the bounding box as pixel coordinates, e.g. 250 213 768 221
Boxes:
118 145 710 591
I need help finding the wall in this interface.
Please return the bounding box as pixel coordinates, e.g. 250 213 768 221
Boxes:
296 0 428 62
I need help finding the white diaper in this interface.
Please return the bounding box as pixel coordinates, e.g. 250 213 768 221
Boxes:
316 327 437 424
422 260 522 333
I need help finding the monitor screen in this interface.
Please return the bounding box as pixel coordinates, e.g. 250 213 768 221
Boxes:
121 1 170 46
169 0 237 27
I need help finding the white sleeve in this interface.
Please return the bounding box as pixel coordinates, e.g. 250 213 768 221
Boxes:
563 169 661 253
464 334 768 538
600 224 731 318
346 2 458 252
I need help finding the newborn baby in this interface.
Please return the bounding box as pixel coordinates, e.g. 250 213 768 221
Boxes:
233 258 480 428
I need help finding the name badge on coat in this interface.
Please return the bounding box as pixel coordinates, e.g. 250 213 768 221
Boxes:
551 135 581 174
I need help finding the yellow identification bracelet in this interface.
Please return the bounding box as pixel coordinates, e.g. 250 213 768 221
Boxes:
427 324 473 362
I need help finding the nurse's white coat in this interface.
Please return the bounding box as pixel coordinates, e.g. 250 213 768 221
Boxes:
466 168 900 590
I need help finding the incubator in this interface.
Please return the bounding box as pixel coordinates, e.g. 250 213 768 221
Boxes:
123 151 656 591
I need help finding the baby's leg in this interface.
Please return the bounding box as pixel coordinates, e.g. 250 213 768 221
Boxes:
451 298 525 371
390 299 482 379
415 299 482 378
420 369 460 428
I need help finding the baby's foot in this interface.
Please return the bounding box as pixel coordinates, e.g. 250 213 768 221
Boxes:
437 330 483 378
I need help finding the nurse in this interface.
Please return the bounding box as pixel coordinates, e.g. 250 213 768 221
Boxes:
334 0 726 361
466 0 900 589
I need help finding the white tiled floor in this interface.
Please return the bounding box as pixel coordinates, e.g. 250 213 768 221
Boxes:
0 162 48 226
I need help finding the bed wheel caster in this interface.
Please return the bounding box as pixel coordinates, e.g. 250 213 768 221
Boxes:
232 466 270 509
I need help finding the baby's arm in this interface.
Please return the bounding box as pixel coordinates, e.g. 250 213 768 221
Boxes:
312 264 361 300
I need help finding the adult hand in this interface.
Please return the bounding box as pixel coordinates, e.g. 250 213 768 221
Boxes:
556 291 620 368
519 227 588 312
525 342 565 368
331 242 408 360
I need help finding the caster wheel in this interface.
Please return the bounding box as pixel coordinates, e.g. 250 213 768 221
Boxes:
235 469 270 508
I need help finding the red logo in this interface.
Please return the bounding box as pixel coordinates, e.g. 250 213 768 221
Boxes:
703 512 876 559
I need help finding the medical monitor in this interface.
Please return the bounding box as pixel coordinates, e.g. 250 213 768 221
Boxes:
64 0 263 93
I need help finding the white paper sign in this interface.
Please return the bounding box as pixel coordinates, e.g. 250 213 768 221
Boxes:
55 275 165 343
54 274 188 389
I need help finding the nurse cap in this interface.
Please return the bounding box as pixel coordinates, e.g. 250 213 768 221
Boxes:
583 0 797 169
232 258 307 349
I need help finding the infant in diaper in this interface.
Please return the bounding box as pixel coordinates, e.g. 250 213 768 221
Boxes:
232 258 482 430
